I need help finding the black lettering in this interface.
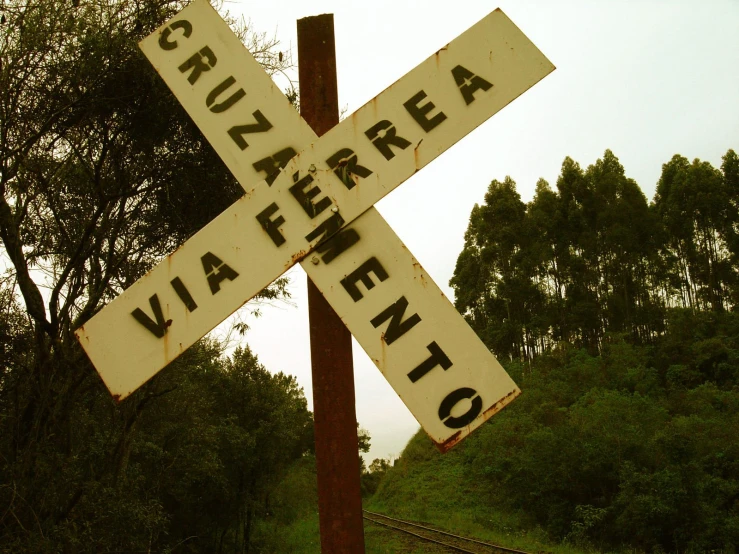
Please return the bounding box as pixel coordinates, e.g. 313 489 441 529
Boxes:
451 65 493 105
305 211 344 245
326 148 373 190
364 120 411 161
340 257 389 302
253 147 297 185
201 252 239 295
158 20 192 51
170 277 198 312
178 46 217 85
206 76 246 113
438 387 482 429
403 90 447 132
289 173 332 219
315 228 360 265
370 296 421 346
407 341 452 383
131 294 170 338
256 203 286 246
228 110 274 150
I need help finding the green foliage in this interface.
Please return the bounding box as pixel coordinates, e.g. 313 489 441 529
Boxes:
0 338 314 553
419 151 739 551
655 154 736 312
361 457 392 497
374 313 739 552
369 431 587 554
0 1 304 552
451 149 737 362
249 455 320 553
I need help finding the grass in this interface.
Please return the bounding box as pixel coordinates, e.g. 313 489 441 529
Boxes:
363 430 593 554
267 508 591 554
256 433 597 553
262 513 321 553
262 511 467 554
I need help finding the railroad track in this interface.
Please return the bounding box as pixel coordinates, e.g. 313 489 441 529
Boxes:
362 510 531 554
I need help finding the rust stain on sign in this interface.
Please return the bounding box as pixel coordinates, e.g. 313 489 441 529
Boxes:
433 388 521 453
379 333 388 372
436 430 463 453
290 250 308 266
434 45 448 69
482 388 521 417
411 260 428 288
414 139 423 172
162 322 171 363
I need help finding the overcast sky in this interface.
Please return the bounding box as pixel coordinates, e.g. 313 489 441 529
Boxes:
219 0 739 463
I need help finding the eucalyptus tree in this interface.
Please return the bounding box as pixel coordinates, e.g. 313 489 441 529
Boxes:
654 152 735 312
451 177 547 360
720 149 739 305
583 150 664 343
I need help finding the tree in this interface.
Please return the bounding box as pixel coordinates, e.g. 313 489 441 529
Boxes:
552 156 603 352
450 176 543 360
136 345 314 553
583 150 664 342
654 154 734 312
361 458 392 497
526 178 569 348
0 1 298 551
721 149 739 305
453 149 735 365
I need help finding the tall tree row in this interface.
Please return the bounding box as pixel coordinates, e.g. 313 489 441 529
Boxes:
451 149 739 361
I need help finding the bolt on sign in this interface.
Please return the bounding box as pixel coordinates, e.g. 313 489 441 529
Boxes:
75 0 554 451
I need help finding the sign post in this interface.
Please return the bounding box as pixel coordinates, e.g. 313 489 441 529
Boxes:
74 2 556 547
298 14 366 553
76 0 554 452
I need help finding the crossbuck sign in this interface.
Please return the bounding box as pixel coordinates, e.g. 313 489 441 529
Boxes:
75 0 554 451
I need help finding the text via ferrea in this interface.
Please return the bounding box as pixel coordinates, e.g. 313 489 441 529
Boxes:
76 0 553 448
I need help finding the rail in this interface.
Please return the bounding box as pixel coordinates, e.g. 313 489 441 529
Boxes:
363 509 532 554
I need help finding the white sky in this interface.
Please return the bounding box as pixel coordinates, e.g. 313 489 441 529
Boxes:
221 0 739 464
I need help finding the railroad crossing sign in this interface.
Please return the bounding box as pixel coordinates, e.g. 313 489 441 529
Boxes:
75 0 554 450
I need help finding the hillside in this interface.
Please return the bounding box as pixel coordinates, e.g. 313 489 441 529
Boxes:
367 428 576 553
367 309 739 553
287 148 739 554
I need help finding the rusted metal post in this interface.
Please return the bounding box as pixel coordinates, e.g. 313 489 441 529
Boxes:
297 14 366 554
